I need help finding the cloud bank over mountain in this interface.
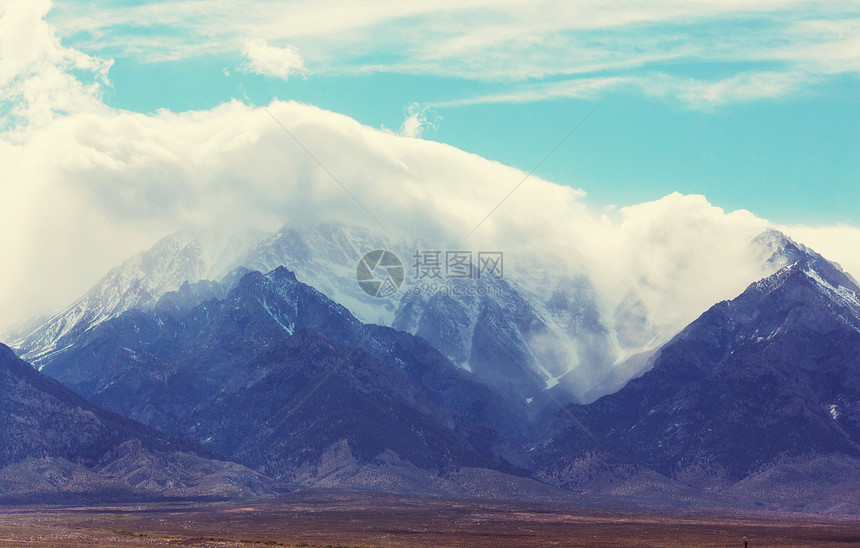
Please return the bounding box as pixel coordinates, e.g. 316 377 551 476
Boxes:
1 1 857 338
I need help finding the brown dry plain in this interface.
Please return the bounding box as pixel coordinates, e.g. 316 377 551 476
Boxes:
2 491 860 548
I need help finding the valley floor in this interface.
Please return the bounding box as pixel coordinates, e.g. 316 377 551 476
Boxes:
2 491 860 547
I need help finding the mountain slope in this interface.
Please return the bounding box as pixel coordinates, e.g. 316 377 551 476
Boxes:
0 343 272 501
535 235 860 503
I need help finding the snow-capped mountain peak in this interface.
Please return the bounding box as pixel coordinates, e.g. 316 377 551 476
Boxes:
6 229 262 365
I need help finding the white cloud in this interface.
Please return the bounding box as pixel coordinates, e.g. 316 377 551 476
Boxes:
0 0 112 131
782 224 860 284
399 103 439 138
0 92 829 339
240 40 306 80
573 194 769 335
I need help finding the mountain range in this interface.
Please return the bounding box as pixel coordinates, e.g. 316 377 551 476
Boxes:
3 225 860 512
38 266 532 478
5 222 780 404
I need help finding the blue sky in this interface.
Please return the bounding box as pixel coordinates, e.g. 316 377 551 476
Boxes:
44 0 860 225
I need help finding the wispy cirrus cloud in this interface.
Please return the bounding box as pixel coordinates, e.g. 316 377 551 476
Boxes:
47 0 860 108
431 70 812 110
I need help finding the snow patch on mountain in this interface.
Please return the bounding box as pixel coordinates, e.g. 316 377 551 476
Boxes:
805 267 860 315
